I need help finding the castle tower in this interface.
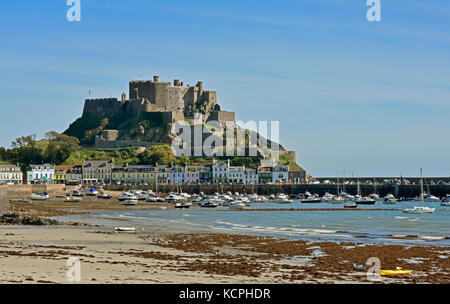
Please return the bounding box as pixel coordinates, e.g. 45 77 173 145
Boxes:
121 92 127 101
197 81 204 96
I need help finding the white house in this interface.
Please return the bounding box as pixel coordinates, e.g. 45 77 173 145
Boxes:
0 165 23 184
228 166 245 184
27 164 55 184
185 166 200 184
212 159 230 184
272 163 289 184
244 168 258 184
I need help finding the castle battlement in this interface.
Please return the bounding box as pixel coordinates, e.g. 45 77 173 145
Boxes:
85 98 119 103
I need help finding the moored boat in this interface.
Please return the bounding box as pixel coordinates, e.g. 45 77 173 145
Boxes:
403 169 435 214
200 201 218 208
380 267 412 276
383 194 397 204
121 199 138 206
175 202 192 209
355 197 376 205
98 192 112 199
65 196 82 202
344 202 357 209
403 206 436 214
29 193 47 201
228 200 246 210
118 192 138 202
114 227 136 232
301 196 321 203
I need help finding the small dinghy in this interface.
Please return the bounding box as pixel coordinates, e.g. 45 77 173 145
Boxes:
114 227 136 232
344 202 357 209
380 267 412 276
353 264 366 271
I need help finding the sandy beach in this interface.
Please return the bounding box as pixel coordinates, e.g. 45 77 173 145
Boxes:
0 195 448 284
1 224 449 284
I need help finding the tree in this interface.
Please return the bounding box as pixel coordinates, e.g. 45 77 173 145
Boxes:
11 135 36 148
139 145 175 165
44 131 80 164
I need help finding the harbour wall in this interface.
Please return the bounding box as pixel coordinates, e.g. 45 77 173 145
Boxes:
0 184 66 198
104 184 450 198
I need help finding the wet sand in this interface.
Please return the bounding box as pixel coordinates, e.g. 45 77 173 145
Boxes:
0 225 448 284
0 196 448 284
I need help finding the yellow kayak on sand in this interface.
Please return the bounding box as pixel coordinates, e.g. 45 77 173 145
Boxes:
380 267 412 276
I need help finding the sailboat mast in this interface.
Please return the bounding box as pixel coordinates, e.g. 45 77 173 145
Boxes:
420 168 424 206
336 172 339 195
343 170 346 193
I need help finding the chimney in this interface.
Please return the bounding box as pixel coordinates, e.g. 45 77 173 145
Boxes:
153 75 160 82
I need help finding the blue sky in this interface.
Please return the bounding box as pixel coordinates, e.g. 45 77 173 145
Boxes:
0 0 449 177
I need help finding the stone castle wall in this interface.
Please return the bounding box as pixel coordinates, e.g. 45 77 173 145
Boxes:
207 111 236 125
83 98 121 117
94 137 161 149
129 77 216 114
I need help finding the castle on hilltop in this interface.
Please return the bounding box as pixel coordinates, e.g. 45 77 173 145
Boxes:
83 75 235 126
80 76 236 148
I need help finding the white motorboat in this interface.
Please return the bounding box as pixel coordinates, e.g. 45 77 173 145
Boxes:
383 194 397 204
36 192 50 199
121 199 138 206
254 196 269 203
146 195 164 202
423 194 440 202
68 190 85 197
369 194 380 201
236 195 251 205
118 192 138 201
175 202 192 209
218 194 233 202
321 192 334 202
403 206 436 214
343 193 355 201
274 193 293 204
29 193 47 201
130 190 147 200
355 197 376 205
228 201 246 210
403 169 435 214
166 193 182 203
178 192 191 199
301 196 321 203
200 201 218 208
65 196 82 202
